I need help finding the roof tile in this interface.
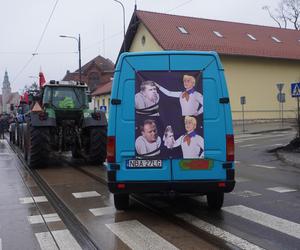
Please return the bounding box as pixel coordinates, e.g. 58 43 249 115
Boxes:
136 10 300 60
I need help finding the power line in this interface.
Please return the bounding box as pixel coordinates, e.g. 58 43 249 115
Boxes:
33 0 60 53
166 0 193 13
12 0 60 84
12 55 36 83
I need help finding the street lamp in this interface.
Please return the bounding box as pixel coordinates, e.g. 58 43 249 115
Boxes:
59 34 82 83
112 0 126 52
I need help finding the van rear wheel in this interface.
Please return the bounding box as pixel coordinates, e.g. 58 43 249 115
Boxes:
114 194 129 210
207 192 224 210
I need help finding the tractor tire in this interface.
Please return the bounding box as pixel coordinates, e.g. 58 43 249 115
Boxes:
71 143 81 159
86 126 107 165
206 192 224 210
9 126 16 144
26 121 50 168
114 194 129 210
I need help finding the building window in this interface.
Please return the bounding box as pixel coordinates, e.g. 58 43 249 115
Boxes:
102 99 105 106
213 31 223 38
271 36 281 43
177 26 189 34
141 35 146 46
247 33 257 41
97 99 100 109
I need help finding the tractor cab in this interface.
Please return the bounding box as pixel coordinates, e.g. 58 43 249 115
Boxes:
42 81 89 110
42 81 90 122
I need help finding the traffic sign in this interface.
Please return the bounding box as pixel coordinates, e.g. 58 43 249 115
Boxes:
291 82 300 97
276 83 284 92
240 96 246 105
100 105 107 112
277 93 285 103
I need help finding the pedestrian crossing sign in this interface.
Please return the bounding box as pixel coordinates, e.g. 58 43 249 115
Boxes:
291 82 300 97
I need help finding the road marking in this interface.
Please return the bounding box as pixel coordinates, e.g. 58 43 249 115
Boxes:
106 220 178 250
234 161 240 164
0 238 2 250
251 164 276 169
231 190 261 197
223 205 300 239
35 232 58 250
176 213 263 250
235 134 288 143
19 196 48 204
235 177 250 183
28 213 61 224
72 191 101 198
239 144 256 148
35 229 81 250
89 206 116 216
235 134 262 139
267 187 297 193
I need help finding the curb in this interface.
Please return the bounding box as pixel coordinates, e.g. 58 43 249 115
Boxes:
249 128 293 135
276 150 300 168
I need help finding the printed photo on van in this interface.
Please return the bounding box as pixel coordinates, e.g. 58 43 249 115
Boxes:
135 71 204 160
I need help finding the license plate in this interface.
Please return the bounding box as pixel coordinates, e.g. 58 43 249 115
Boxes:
126 159 163 168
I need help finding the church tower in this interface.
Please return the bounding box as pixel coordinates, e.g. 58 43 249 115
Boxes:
2 70 12 113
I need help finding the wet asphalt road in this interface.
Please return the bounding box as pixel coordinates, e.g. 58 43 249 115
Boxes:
1 129 300 249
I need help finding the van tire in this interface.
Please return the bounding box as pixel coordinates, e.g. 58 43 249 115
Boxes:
207 192 224 210
114 194 129 210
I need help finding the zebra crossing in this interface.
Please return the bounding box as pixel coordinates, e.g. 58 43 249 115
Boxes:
13 180 298 250
1 185 297 250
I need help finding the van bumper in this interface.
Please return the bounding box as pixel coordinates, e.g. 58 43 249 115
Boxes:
108 180 235 194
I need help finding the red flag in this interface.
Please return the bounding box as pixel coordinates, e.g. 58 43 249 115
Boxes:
39 70 46 88
23 92 29 104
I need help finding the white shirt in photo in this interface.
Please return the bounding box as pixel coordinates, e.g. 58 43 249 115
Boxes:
135 136 161 156
173 134 204 159
158 86 203 116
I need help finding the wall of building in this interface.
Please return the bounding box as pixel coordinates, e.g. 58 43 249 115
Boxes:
93 94 110 119
129 23 300 121
129 23 163 52
221 56 300 120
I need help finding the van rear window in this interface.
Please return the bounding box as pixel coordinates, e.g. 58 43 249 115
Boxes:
134 70 204 160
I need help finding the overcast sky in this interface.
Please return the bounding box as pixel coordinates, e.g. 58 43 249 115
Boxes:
0 0 281 92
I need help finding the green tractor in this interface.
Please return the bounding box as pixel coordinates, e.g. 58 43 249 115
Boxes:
23 80 107 168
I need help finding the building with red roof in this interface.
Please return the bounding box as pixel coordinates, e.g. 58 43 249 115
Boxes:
121 10 300 120
62 55 114 115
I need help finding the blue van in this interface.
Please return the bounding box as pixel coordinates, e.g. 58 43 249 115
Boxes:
107 51 235 210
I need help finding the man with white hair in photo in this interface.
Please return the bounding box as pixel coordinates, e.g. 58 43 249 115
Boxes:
135 80 160 116
135 119 161 157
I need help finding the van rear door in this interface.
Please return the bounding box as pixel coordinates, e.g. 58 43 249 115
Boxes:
114 54 172 181
169 53 228 181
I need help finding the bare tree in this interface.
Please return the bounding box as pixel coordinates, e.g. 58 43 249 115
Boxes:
263 0 299 30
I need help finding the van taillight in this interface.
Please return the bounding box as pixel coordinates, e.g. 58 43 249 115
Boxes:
107 136 116 163
226 134 234 162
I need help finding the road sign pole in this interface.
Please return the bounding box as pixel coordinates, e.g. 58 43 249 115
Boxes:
242 104 245 133
281 101 284 127
298 97 300 136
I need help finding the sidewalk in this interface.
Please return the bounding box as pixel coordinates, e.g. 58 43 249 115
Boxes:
233 120 295 135
234 120 300 169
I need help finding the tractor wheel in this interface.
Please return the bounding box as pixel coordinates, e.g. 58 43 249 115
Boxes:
9 125 16 144
86 126 107 165
206 192 224 210
114 194 129 210
71 143 81 159
26 122 50 168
